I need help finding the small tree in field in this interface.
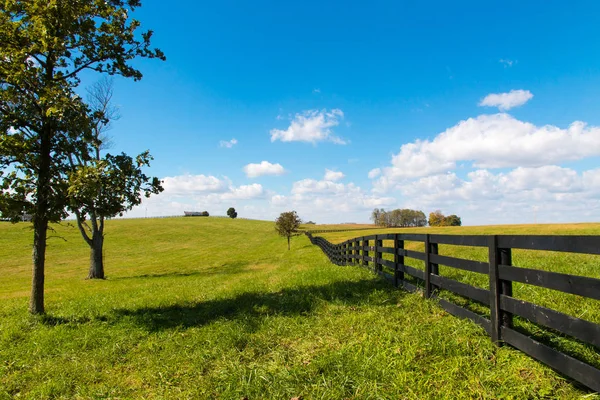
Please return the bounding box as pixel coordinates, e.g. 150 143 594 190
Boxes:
275 211 301 250
227 207 237 219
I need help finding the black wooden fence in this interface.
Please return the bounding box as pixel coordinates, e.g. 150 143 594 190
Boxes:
306 232 600 392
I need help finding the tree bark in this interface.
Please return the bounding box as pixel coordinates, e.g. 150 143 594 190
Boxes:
30 122 52 314
287 236 290 250
88 231 105 279
30 215 48 314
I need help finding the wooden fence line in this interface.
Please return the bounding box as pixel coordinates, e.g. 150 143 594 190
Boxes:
305 232 600 393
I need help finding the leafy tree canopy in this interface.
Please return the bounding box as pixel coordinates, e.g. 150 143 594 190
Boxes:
275 211 301 250
227 207 237 219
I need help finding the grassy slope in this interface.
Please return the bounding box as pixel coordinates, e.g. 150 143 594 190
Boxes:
0 218 598 399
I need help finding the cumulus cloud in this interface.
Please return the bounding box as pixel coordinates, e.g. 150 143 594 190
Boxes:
270 109 346 144
392 166 600 225
292 179 353 195
221 183 265 200
125 174 268 218
273 177 395 221
368 168 381 179
324 169 344 182
479 89 533 111
373 113 600 187
243 161 286 178
219 138 238 148
162 174 230 195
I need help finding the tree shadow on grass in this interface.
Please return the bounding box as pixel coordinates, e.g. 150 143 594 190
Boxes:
109 260 258 281
113 277 404 332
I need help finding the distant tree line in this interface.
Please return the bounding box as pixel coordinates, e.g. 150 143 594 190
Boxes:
371 208 427 227
370 208 462 227
428 210 462 227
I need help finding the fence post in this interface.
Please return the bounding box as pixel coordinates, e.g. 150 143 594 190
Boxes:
362 237 369 268
394 234 404 288
424 234 432 298
374 235 382 274
430 241 439 276
488 235 513 344
354 239 359 265
500 246 514 330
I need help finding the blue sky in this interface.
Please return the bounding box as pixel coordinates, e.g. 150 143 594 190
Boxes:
98 1 600 224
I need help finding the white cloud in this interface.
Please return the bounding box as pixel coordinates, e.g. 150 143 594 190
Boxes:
292 179 352 195
324 169 344 182
368 168 381 179
391 166 600 224
270 109 346 144
221 184 265 200
272 178 395 222
499 59 515 68
125 174 267 218
313 88 321 94
162 174 230 195
219 138 238 148
479 89 533 111
243 161 286 178
373 113 600 187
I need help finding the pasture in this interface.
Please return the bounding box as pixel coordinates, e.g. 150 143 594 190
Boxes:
0 218 599 399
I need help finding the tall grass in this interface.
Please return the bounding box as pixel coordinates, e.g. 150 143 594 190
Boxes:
0 219 598 398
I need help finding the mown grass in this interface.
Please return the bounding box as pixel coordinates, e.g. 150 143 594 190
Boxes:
0 218 598 398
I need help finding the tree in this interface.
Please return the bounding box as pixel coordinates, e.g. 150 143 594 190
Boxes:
428 210 462 227
227 207 238 219
0 0 165 314
275 211 301 250
371 208 382 225
66 78 163 280
428 210 445 227
444 214 462 226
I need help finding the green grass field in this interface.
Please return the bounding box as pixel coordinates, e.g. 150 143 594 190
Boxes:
1 218 599 399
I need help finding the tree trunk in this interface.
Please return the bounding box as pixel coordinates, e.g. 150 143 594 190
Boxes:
287 236 290 250
30 122 52 314
30 216 48 314
88 232 105 279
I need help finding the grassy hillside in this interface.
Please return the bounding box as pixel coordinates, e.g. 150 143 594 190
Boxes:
0 218 598 398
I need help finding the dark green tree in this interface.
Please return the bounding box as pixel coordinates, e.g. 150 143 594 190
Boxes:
275 211 302 250
227 207 238 219
0 0 165 314
444 214 462 226
68 152 163 279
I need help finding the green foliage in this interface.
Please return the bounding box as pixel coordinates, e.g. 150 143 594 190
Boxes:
227 207 238 219
372 208 427 227
428 210 445 226
444 214 462 226
68 151 163 219
0 218 596 398
429 210 462 226
0 0 164 312
275 211 301 250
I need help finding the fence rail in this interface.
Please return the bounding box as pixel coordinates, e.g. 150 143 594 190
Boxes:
305 232 600 392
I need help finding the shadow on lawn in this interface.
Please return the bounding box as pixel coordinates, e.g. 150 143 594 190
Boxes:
113 277 403 332
110 260 257 281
